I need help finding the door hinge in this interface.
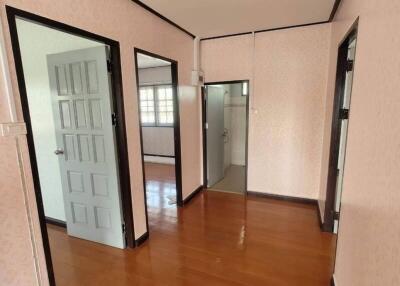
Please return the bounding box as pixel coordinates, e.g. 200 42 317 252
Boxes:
107 59 113 73
333 211 340 221
122 223 126 233
339 108 349 120
112 113 118 126
346 60 354 72
205 122 208 130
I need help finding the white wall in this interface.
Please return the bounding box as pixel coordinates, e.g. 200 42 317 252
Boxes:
144 155 174 164
223 85 231 170
138 66 171 85
229 83 246 166
16 19 103 221
222 83 246 169
142 126 174 156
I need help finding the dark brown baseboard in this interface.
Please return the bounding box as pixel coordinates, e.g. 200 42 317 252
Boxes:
183 186 203 205
247 191 318 205
135 231 149 247
316 203 333 232
45 216 66 228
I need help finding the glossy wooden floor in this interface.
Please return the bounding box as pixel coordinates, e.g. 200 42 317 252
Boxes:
48 163 336 286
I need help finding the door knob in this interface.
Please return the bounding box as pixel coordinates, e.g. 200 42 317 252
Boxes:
54 149 64 155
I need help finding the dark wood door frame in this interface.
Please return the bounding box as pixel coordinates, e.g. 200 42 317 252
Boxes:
323 21 358 232
133 48 183 237
202 80 250 192
6 6 136 285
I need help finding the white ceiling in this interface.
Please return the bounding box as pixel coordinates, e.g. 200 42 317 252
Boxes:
137 53 171 68
139 0 336 38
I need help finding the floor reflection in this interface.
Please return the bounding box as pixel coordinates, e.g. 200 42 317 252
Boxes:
48 179 336 286
144 162 177 226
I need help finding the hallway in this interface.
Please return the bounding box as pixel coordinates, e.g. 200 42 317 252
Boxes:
48 189 335 286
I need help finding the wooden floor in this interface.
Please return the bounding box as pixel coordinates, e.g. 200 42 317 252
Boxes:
48 163 336 286
145 163 178 216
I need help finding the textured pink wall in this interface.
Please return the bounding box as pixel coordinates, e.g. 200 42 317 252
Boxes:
322 1 400 285
179 86 202 199
249 25 330 199
201 34 253 83
0 135 49 285
201 25 331 199
0 0 194 240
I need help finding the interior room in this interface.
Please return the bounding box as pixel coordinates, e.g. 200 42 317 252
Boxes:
14 15 131 284
135 51 178 222
2 1 400 286
205 82 248 194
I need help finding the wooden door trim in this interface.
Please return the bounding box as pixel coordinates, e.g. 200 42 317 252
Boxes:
202 80 250 193
6 6 136 285
133 47 183 241
323 20 358 232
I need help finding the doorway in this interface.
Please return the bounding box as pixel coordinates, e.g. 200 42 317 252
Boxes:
202 80 249 194
7 6 133 285
134 48 182 234
323 23 358 233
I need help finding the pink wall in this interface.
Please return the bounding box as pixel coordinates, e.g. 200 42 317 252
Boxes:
0 134 49 285
0 0 198 284
201 24 331 199
179 86 202 199
321 1 400 285
201 34 253 82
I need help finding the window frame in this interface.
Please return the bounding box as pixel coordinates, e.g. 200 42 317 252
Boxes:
139 84 174 127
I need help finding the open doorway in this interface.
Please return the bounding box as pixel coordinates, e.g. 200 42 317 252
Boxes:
324 23 358 233
134 49 182 234
7 6 134 285
202 80 249 194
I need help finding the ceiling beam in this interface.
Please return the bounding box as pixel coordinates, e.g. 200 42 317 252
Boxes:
131 0 195 38
329 0 343 22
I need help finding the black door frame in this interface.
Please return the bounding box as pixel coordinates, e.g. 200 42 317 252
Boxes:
6 6 135 285
202 80 250 192
323 20 358 232
133 48 183 235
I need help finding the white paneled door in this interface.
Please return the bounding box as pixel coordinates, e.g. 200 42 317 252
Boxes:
47 46 125 248
206 86 225 187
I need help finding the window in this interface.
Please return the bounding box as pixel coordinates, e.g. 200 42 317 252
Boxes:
242 82 248 96
156 86 174 125
139 87 155 125
139 85 174 126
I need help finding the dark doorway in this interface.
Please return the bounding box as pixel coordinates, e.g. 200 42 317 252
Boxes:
133 48 183 240
202 80 250 194
323 22 358 233
7 6 134 285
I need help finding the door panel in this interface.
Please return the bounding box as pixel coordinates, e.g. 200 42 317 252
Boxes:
333 38 357 233
47 46 125 248
206 86 225 187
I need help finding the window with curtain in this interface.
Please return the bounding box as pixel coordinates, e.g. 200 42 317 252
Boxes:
139 85 174 126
